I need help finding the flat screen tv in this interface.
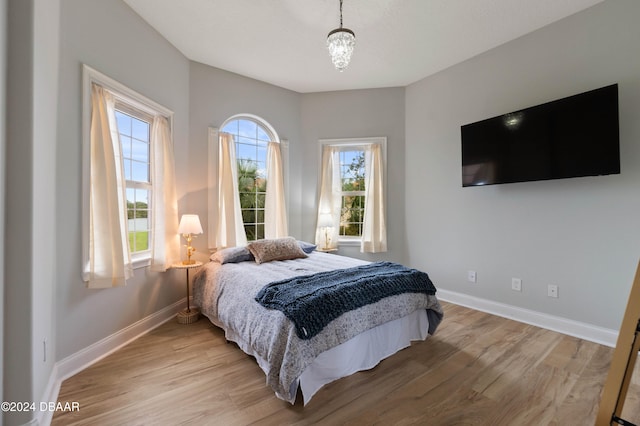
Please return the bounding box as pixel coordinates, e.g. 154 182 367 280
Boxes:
461 84 619 187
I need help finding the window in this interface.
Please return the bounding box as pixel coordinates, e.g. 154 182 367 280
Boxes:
221 116 277 241
115 107 152 254
317 137 387 252
82 65 177 287
339 150 365 237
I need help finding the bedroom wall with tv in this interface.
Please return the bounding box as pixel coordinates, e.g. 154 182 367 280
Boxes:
10 1 640 419
405 0 640 333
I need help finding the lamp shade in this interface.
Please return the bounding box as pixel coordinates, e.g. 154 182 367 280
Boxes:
318 213 333 228
178 214 203 235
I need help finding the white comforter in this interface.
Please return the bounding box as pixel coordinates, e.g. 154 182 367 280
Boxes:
192 251 442 403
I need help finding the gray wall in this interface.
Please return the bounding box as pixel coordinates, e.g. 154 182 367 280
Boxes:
56 0 190 360
188 62 303 252
5 4 35 422
405 0 640 331
300 88 406 263
5 0 59 424
32 0 60 412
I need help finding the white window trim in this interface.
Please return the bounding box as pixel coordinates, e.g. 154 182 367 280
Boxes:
219 115 289 205
222 113 280 144
82 64 174 269
318 137 387 246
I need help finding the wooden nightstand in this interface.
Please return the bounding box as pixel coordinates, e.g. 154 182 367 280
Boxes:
171 261 203 324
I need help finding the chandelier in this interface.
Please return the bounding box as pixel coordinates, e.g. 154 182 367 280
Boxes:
326 0 355 72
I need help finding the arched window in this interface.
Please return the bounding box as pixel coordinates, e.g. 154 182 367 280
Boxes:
221 115 279 241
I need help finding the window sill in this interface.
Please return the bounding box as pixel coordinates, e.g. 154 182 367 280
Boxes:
131 254 151 270
338 238 361 247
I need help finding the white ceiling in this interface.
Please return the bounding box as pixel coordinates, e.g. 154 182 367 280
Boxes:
123 0 605 94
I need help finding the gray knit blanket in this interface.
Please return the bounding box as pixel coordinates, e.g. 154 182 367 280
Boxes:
255 261 437 340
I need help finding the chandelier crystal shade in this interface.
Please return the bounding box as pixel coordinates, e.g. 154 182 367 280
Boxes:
326 0 355 72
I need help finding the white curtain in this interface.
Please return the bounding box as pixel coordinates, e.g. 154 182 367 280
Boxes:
215 132 247 248
84 83 132 288
150 116 180 271
265 141 288 238
315 145 341 249
362 143 387 252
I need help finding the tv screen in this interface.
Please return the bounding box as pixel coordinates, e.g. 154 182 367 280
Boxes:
461 84 620 187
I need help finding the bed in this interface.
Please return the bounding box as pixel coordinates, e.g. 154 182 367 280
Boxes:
192 238 443 405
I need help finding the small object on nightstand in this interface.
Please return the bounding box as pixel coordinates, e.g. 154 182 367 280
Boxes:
177 214 203 265
171 261 203 324
316 248 338 253
317 213 334 251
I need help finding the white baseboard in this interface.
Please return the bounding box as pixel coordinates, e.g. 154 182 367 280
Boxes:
437 289 618 348
56 298 187 381
35 364 59 426
36 298 186 426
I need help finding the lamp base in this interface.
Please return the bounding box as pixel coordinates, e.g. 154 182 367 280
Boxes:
176 307 200 324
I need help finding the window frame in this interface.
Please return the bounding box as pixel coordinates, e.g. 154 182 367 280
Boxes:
318 137 387 246
338 149 366 238
82 64 174 269
114 105 153 256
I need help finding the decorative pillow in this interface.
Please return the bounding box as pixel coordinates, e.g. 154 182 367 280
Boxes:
297 240 317 254
247 237 308 264
209 246 254 264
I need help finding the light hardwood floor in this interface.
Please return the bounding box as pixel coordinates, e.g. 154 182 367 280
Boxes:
52 302 640 425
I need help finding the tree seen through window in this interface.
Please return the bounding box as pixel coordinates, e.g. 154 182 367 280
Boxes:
222 117 273 241
339 150 365 237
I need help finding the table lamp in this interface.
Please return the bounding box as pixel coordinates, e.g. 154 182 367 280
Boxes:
178 214 203 265
318 213 333 250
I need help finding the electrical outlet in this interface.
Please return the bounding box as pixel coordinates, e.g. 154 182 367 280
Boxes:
511 278 522 292
467 270 477 283
548 284 559 298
